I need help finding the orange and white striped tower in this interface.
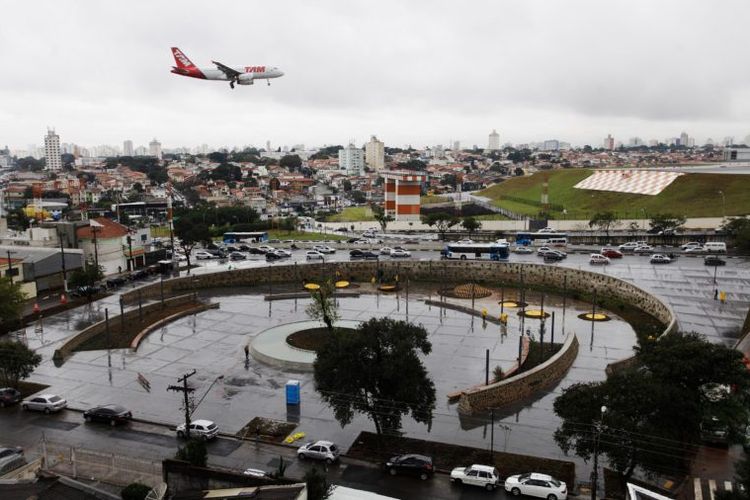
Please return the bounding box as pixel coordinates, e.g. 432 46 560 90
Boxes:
382 171 427 222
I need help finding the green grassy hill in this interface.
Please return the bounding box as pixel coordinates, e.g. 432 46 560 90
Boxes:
477 169 750 219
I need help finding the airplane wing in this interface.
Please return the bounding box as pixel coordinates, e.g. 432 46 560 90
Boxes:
211 60 241 79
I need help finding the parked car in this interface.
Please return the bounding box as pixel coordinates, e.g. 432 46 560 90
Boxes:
681 241 703 250
537 227 555 233
70 285 103 298
704 255 726 266
105 276 128 288
379 247 393 255
700 416 729 447
313 245 336 254
243 468 270 478
306 251 325 261
0 447 24 475
633 245 655 254
650 254 672 264
349 250 379 260
297 440 340 464
229 252 247 261
590 254 610 265
195 251 215 260
384 454 434 480
0 388 22 407
176 419 218 440
513 246 533 254
22 394 67 414
600 248 623 258
390 249 411 258
450 464 501 491
83 404 132 426
505 472 568 500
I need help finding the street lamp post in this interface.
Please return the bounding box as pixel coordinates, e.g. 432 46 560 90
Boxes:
591 405 607 500
718 190 726 222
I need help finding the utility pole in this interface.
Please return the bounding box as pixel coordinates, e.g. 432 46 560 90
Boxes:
91 225 100 269
167 370 197 439
59 234 68 292
127 235 134 271
591 405 607 500
6 250 16 285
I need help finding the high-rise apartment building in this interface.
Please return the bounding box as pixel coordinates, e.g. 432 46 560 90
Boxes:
453 140 461 151
123 140 134 156
44 128 62 171
149 138 162 160
679 131 690 147
338 143 364 175
488 129 500 151
365 135 385 171
603 134 615 150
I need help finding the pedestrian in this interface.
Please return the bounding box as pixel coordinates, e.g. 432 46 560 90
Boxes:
714 289 719 301
118 265 122 274
243 344 249 362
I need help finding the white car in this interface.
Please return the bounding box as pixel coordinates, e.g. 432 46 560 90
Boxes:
650 254 672 264
257 245 275 253
390 249 411 258
456 239 475 245
306 251 325 261
536 246 552 255
618 242 641 251
313 245 336 254
450 464 501 491
194 251 215 260
633 245 654 254
505 472 568 500
275 249 292 257
297 440 340 464
176 419 218 441
243 468 269 478
379 247 393 255
681 241 703 250
684 246 707 254
513 246 533 254
22 394 67 414
589 254 610 265
536 227 555 233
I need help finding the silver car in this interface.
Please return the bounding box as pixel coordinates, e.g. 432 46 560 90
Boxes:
0 447 25 475
297 440 340 464
22 394 67 414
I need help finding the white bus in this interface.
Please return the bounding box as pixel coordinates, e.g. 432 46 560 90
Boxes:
442 240 511 261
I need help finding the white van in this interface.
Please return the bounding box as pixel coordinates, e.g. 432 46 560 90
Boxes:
547 238 568 247
704 242 727 253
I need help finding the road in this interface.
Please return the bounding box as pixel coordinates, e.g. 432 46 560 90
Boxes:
0 405 504 499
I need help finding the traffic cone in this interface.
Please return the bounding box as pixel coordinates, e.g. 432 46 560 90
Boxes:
60 293 68 305
33 303 41 314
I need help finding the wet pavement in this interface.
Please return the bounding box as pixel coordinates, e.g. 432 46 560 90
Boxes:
7 250 750 486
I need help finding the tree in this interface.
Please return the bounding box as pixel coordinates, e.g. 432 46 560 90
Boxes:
314 317 436 435
372 205 394 233
588 211 620 241
280 154 302 172
514 167 524 176
68 260 104 297
721 217 750 254
716 456 750 500
174 218 211 269
341 179 352 192
554 331 750 489
175 438 207 467
304 467 336 500
0 340 42 388
281 216 297 234
121 482 152 500
0 278 26 331
306 280 339 333
421 212 459 240
461 217 481 236
649 213 686 244
397 159 427 171
350 190 367 204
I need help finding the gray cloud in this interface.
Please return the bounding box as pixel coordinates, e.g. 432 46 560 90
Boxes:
2 0 749 149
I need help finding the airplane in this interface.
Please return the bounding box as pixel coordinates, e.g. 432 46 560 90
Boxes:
170 47 284 89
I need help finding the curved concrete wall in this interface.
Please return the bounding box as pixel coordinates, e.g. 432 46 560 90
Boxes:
122 261 676 336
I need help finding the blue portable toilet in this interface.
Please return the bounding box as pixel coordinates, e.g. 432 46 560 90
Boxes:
286 380 301 405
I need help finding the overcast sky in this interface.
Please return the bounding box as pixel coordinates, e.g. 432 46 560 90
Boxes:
3 0 750 151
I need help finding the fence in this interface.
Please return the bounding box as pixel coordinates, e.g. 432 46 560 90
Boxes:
41 438 162 488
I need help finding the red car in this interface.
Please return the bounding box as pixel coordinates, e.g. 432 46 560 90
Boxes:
601 248 623 259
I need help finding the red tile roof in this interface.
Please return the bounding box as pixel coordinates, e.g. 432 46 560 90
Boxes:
76 217 129 240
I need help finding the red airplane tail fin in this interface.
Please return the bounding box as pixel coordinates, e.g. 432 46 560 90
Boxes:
171 47 196 69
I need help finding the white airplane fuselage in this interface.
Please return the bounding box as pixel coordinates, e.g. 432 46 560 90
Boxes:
170 48 284 87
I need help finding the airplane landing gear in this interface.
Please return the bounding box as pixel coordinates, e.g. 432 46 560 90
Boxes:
230 81 235 89
267 79 271 86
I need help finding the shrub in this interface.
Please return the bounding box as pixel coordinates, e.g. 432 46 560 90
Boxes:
121 482 151 500
175 438 207 467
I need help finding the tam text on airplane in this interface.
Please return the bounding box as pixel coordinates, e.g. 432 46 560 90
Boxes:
170 47 284 89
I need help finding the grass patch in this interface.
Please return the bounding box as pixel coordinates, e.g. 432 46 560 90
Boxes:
420 194 450 204
74 300 203 351
267 230 347 241
150 225 172 238
286 327 357 352
347 431 575 487
474 213 510 221
16 381 50 398
477 169 750 219
325 206 375 222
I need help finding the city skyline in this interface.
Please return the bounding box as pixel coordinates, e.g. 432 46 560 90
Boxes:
3 1 750 148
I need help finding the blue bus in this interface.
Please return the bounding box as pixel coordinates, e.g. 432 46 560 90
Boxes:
515 231 568 247
443 240 510 261
223 231 268 243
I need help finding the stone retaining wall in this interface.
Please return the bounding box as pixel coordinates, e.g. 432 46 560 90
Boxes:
53 294 197 361
124 262 676 336
458 333 580 414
